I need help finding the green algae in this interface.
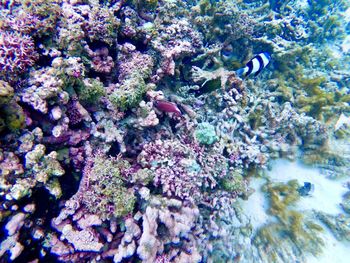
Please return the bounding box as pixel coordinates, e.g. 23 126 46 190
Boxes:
221 171 245 193
293 75 350 121
77 78 105 104
109 73 149 111
82 154 136 220
0 81 25 132
15 0 62 37
135 0 158 10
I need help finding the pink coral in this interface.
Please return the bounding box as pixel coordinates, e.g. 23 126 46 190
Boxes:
137 139 203 201
137 138 229 203
0 151 24 176
85 46 115 74
117 43 154 81
0 30 38 78
5 12 41 34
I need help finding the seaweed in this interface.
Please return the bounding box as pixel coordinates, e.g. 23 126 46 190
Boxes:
253 180 324 261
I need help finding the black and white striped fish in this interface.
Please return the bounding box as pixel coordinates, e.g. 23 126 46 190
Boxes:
236 52 271 78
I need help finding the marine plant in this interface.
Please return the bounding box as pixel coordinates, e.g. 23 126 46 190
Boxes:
0 81 25 132
0 0 62 37
253 180 324 261
0 0 349 261
77 78 105 104
80 153 135 220
294 75 350 120
109 73 149 111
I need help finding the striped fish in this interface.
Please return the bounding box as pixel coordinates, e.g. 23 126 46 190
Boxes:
236 52 271 78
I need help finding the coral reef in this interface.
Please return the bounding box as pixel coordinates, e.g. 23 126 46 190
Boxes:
0 31 38 80
0 0 349 261
195 122 218 145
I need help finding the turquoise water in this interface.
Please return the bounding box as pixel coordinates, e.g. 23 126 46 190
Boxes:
0 0 349 262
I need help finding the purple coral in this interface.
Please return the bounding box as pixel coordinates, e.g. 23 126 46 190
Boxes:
5 12 41 34
0 31 38 77
85 46 115 74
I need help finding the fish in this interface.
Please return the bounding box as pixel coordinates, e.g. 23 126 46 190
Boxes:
153 100 182 117
236 52 271 78
298 182 314 196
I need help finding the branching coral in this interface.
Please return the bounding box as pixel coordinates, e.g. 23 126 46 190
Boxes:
0 31 38 80
24 144 65 198
192 0 255 45
0 0 349 262
0 0 62 37
137 138 229 202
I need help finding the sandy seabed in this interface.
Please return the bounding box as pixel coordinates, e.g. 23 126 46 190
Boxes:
241 159 349 263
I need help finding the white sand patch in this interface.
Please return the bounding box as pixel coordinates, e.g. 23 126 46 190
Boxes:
341 35 350 53
240 159 350 262
296 0 309 10
307 226 350 263
240 159 348 228
267 159 348 215
239 178 270 230
344 7 350 22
